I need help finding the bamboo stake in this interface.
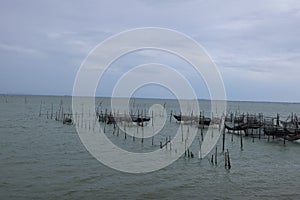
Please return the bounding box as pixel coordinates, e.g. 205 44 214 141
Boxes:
215 146 218 165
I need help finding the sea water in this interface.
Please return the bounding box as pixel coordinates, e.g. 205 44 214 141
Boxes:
0 95 299 199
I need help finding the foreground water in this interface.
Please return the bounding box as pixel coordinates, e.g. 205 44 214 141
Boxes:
0 95 299 199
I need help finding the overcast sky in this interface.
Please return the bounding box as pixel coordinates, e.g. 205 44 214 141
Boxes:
1 0 300 102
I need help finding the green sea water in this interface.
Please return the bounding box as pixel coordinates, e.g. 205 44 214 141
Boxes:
0 95 299 199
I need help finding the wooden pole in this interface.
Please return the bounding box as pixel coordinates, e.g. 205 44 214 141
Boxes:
201 114 204 141
184 139 187 156
141 125 144 144
198 137 202 159
81 105 83 128
240 131 243 150
152 110 154 126
215 146 218 165
137 109 139 134
103 119 106 133
133 132 135 142
227 149 231 169
283 131 286 145
39 103 42 117
222 126 225 153
181 123 184 142
51 103 53 119
225 151 228 168
77 115 80 127
124 122 127 139
165 137 168 149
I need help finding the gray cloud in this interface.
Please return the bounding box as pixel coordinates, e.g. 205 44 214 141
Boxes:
0 0 300 101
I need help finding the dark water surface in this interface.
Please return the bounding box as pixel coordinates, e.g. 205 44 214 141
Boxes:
0 95 299 199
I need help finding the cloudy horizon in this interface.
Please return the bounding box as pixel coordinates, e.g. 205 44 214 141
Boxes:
1 0 300 102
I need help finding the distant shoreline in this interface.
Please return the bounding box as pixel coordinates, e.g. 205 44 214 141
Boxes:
1 93 300 104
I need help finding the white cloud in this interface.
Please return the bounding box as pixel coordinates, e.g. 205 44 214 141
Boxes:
47 31 77 39
0 43 39 55
1 0 300 101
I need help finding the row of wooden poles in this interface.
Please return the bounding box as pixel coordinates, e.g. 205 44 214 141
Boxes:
38 101 235 168
34 99 299 170
39 102 295 157
226 112 300 146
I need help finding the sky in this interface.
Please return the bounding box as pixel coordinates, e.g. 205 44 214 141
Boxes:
1 0 300 102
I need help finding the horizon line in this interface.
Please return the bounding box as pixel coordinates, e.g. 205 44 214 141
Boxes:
1 93 300 104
